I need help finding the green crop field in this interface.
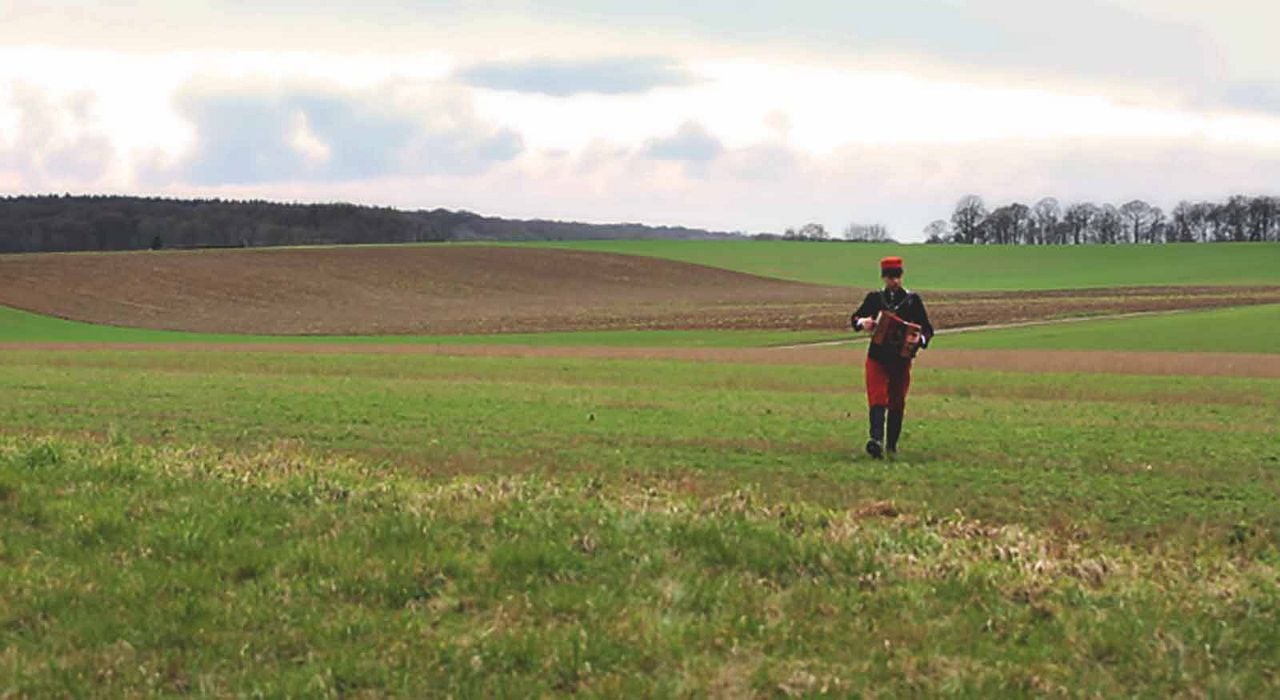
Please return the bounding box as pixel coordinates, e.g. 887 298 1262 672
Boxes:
942 304 1280 353
8 300 1276 354
527 240 1280 290
2 346 1278 696
0 305 840 348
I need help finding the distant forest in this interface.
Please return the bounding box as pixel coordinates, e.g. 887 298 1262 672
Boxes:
925 195 1280 244
0 195 738 253
4 193 1276 254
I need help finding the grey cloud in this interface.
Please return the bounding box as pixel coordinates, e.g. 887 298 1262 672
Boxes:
0 84 115 183
719 143 799 181
2 2 1235 91
164 82 523 186
456 56 694 97
1218 83 1280 115
40 138 115 180
643 122 723 162
453 1 1215 87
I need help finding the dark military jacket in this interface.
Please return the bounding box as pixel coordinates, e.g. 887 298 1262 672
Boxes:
851 287 935 365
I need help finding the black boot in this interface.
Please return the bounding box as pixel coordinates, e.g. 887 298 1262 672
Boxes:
887 409 904 455
866 406 886 459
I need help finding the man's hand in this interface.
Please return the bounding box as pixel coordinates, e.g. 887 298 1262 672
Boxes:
857 317 876 331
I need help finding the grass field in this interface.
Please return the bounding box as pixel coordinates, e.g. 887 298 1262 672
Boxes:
7 301 1278 354
0 305 840 348
942 304 1280 353
4 242 1280 695
529 240 1280 290
2 347 1278 695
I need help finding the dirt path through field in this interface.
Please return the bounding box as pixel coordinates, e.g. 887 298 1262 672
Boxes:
4 341 1278 378
772 307 1207 349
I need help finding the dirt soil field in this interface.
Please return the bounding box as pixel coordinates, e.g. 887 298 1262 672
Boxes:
3 246 1279 335
4 342 1278 378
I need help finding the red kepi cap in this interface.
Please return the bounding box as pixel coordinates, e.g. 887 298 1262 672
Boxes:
880 256 904 276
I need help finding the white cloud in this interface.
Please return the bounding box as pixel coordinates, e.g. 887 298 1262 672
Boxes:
287 111 332 165
155 79 523 185
0 84 117 187
1 1 1278 241
1112 0 1280 82
457 56 695 96
0 1 1243 90
130 133 1280 243
643 122 724 162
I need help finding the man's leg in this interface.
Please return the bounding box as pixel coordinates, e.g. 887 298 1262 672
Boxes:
869 406 886 454
886 410 903 454
864 358 890 458
886 363 912 454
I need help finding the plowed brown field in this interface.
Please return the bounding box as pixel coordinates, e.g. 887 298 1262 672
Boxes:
3 246 1279 335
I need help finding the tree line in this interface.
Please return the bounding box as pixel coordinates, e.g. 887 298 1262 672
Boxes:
0 195 738 254
927 195 1280 245
754 222 892 243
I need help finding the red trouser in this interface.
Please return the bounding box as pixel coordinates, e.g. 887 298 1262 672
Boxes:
865 357 911 410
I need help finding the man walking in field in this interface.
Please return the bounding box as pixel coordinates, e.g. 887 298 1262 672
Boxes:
851 256 934 459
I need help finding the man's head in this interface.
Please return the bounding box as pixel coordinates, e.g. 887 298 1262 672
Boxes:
880 256 904 290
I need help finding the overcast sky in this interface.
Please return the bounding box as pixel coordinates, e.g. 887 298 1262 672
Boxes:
2 1 1279 240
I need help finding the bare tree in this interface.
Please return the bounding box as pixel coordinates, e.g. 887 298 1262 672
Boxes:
922 219 950 244
1032 197 1061 245
1009 203 1031 245
1148 206 1167 244
1222 196 1250 241
1204 203 1228 242
798 222 830 240
843 223 891 242
1119 200 1154 244
929 194 1280 245
1263 197 1280 242
1264 195 1274 241
984 203 1030 245
1095 204 1123 244
1247 196 1278 242
1171 201 1203 243
1194 202 1217 242
951 195 987 244
1064 202 1098 246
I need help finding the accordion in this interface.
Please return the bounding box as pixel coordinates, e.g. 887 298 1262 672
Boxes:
871 310 924 359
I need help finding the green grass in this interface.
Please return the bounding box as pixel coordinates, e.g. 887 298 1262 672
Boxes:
0 305 839 348
525 240 1280 290
1 348 1278 694
943 304 1280 353
2 349 1277 536
7 298 1277 355
6 240 1277 691
4 437 1277 697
